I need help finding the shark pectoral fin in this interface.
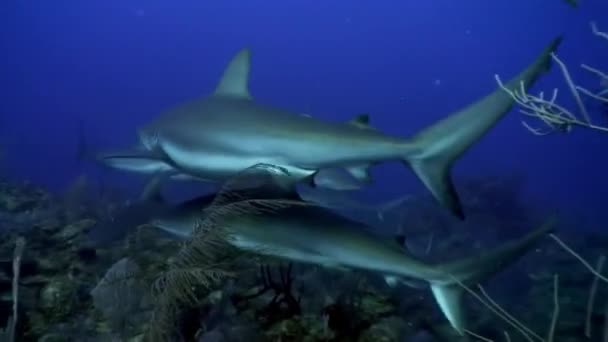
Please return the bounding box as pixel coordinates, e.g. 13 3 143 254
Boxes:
97 147 171 173
430 283 466 335
401 37 562 219
214 48 253 100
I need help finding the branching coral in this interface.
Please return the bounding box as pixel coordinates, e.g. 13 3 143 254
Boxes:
231 263 302 327
496 22 608 135
144 217 238 341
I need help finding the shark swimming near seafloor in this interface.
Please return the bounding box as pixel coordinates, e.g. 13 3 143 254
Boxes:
100 38 562 219
145 165 556 335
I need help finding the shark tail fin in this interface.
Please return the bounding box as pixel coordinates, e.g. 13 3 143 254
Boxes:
402 37 562 219
429 216 557 335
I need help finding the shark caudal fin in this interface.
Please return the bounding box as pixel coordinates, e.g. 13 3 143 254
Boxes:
429 216 557 334
403 37 562 219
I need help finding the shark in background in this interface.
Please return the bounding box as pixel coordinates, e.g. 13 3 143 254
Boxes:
98 37 562 219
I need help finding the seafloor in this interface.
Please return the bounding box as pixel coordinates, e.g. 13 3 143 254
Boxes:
0 176 606 342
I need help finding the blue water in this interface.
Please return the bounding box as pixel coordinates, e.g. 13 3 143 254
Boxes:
2 2 608 340
1 0 607 221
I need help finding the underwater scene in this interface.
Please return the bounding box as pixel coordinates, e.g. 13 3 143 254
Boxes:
1 0 608 341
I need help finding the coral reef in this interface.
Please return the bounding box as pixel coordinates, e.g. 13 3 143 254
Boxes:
0 175 607 341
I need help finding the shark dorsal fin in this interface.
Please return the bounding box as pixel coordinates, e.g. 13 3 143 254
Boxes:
213 48 252 100
348 113 372 129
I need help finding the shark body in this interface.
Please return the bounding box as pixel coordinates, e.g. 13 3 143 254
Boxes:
101 38 561 218
147 174 554 335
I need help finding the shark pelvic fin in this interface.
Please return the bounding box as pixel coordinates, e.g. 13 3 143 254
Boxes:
429 216 557 335
214 48 253 100
402 36 562 219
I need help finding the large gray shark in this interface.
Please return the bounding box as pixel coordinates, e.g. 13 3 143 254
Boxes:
102 38 562 219
149 166 555 335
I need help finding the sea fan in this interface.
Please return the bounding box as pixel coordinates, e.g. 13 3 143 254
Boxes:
144 164 316 341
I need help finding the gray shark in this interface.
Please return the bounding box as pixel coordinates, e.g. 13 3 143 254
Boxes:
150 167 555 335
98 115 376 190
219 202 554 335
103 38 562 218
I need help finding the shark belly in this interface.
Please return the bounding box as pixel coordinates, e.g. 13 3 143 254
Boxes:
230 234 340 267
148 96 405 176
157 133 320 182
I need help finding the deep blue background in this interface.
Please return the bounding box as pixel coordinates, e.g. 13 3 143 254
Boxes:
0 1 606 224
